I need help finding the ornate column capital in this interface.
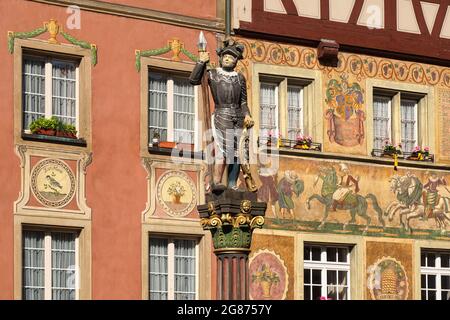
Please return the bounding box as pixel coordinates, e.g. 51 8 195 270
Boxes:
198 190 266 253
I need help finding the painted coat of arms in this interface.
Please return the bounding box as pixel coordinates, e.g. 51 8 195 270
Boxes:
325 73 365 146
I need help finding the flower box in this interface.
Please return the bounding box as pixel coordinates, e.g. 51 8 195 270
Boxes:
29 117 78 140
37 128 56 136
158 141 177 149
406 146 433 162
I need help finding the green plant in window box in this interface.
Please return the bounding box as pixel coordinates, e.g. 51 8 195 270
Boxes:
56 122 77 139
29 117 77 139
382 140 402 157
29 117 58 136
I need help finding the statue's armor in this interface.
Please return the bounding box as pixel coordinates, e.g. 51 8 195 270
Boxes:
190 61 250 158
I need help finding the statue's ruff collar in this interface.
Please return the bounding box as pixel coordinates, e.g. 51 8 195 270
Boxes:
217 67 238 78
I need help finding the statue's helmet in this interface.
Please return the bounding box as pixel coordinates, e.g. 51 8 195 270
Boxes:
216 39 244 60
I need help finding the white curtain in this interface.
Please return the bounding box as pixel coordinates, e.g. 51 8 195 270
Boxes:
149 73 168 142
401 99 417 153
173 78 195 144
174 239 196 300
51 232 76 300
260 83 278 139
23 231 45 300
373 96 391 150
149 238 169 300
23 58 45 130
52 61 77 126
287 86 303 140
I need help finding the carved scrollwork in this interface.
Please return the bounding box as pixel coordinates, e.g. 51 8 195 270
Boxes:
233 214 250 228
209 216 223 228
81 152 93 175
15 145 27 168
250 216 265 229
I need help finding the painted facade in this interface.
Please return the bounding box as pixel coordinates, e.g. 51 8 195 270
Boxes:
0 0 449 300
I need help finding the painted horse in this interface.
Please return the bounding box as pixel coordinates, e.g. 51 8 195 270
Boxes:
387 175 450 233
306 167 385 232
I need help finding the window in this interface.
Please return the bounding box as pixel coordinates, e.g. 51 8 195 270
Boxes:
421 250 450 300
148 71 197 146
287 85 304 140
373 95 391 150
372 89 424 154
149 236 198 300
22 230 78 300
259 76 312 142
400 99 418 153
259 82 279 138
22 54 79 133
303 244 351 300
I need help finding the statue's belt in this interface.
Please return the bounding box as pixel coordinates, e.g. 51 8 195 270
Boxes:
215 104 242 110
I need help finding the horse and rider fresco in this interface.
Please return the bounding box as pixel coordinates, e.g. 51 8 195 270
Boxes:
256 158 450 239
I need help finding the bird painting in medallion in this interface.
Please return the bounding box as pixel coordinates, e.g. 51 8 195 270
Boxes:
45 174 63 195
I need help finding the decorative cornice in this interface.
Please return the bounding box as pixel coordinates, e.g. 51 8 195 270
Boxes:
27 0 224 32
8 19 98 66
237 37 450 88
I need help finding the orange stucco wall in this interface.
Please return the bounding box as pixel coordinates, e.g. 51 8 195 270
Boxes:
0 0 217 299
103 0 218 19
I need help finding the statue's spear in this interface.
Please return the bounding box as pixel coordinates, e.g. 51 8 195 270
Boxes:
197 31 214 192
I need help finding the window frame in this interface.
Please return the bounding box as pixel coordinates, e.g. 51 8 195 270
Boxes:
420 249 450 300
252 64 323 153
148 70 199 147
258 74 313 141
22 53 80 134
366 79 434 157
22 227 80 300
140 57 202 157
303 243 352 300
141 218 211 300
13 39 92 150
148 235 199 300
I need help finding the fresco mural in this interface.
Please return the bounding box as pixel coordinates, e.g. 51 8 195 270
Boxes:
236 37 449 160
325 73 365 147
256 158 450 240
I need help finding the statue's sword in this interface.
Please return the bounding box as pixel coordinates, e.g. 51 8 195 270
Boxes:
197 32 214 192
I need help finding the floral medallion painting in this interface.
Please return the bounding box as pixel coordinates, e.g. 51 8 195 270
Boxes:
156 170 196 217
249 249 288 300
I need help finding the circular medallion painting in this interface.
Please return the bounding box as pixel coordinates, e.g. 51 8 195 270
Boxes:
156 171 196 217
249 249 288 300
368 256 409 300
31 158 76 208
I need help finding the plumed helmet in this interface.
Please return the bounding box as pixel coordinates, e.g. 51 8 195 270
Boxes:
216 38 244 60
